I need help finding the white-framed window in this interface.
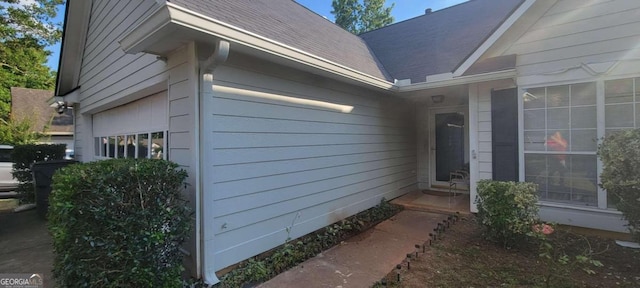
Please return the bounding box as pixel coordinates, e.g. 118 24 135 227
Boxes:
94 131 166 160
523 82 598 206
523 77 640 209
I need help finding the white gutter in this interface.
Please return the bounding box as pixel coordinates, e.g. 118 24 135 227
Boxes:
198 40 229 286
119 3 395 91
398 69 517 92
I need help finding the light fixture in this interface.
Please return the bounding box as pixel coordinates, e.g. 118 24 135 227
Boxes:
431 95 444 103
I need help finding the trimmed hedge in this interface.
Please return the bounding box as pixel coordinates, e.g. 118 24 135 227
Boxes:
48 159 192 287
11 144 66 203
598 129 640 242
476 180 539 247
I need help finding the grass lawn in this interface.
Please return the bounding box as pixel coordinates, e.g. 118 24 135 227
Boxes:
376 216 640 288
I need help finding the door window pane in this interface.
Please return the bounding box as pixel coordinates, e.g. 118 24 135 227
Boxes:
126 135 136 158
605 104 634 128
101 137 108 157
547 108 569 129
524 131 546 151
571 82 596 106
117 136 125 158
524 110 545 130
547 85 569 107
138 133 149 158
524 87 545 109
108 136 116 158
605 78 633 104
570 129 597 152
94 138 100 156
571 106 596 129
151 132 164 159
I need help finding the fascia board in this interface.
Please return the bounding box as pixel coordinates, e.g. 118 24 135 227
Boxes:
56 0 91 96
399 69 517 92
452 0 537 77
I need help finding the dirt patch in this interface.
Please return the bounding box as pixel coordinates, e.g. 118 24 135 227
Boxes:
377 216 640 287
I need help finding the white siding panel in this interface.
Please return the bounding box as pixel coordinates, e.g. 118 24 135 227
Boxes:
204 59 416 270
506 0 640 80
78 0 163 113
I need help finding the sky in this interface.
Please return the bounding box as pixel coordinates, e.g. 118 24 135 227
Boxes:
45 0 467 71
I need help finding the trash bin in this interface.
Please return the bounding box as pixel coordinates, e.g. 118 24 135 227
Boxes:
32 160 77 219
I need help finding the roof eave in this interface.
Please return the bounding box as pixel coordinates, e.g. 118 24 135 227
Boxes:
398 69 517 92
55 0 91 97
118 3 396 91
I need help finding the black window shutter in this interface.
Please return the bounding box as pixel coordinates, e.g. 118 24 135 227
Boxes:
491 88 519 181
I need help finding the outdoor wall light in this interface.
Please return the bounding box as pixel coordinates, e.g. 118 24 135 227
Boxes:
431 95 445 103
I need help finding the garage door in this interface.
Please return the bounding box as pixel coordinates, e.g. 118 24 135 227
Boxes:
92 91 167 159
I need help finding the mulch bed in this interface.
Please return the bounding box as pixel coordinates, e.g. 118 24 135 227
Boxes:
376 215 640 287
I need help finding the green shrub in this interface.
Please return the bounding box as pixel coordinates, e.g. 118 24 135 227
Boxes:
598 129 640 242
48 159 192 287
476 180 539 247
11 143 65 203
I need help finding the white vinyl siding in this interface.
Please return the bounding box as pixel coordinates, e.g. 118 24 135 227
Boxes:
203 56 416 271
74 0 163 160
506 0 640 79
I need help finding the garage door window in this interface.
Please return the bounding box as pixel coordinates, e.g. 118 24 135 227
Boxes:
94 131 166 159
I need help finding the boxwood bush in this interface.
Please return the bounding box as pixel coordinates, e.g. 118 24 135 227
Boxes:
476 180 539 247
11 143 66 203
598 129 640 242
48 159 192 287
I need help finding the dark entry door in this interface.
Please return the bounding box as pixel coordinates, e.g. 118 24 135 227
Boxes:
435 112 465 182
491 88 519 181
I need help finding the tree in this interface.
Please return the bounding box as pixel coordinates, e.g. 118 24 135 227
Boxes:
0 117 44 145
331 0 394 34
0 0 64 121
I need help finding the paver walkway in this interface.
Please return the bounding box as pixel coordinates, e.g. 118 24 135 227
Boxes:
259 210 448 288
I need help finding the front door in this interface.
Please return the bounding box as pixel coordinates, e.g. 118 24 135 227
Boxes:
430 107 468 189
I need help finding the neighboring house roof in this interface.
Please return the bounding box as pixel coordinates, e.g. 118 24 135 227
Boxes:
359 0 525 83
168 0 392 81
10 87 73 135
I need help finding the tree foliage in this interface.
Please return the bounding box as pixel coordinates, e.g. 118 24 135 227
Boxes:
598 129 640 242
331 0 394 34
0 0 64 120
0 117 44 145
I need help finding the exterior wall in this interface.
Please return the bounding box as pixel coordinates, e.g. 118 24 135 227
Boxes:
415 92 470 190
504 0 640 87
468 79 517 212
203 53 417 271
72 0 200 274
74 0 163 161
495 0 640 232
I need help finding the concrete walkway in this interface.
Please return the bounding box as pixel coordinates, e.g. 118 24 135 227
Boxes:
258 210 448 288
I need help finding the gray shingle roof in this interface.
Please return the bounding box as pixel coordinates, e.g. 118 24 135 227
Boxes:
360 0 524 83
168 0 392 80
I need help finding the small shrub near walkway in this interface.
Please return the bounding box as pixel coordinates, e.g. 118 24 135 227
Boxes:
48 159 192 287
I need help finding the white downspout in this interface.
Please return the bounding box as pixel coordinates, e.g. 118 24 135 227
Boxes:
198 39 229 285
